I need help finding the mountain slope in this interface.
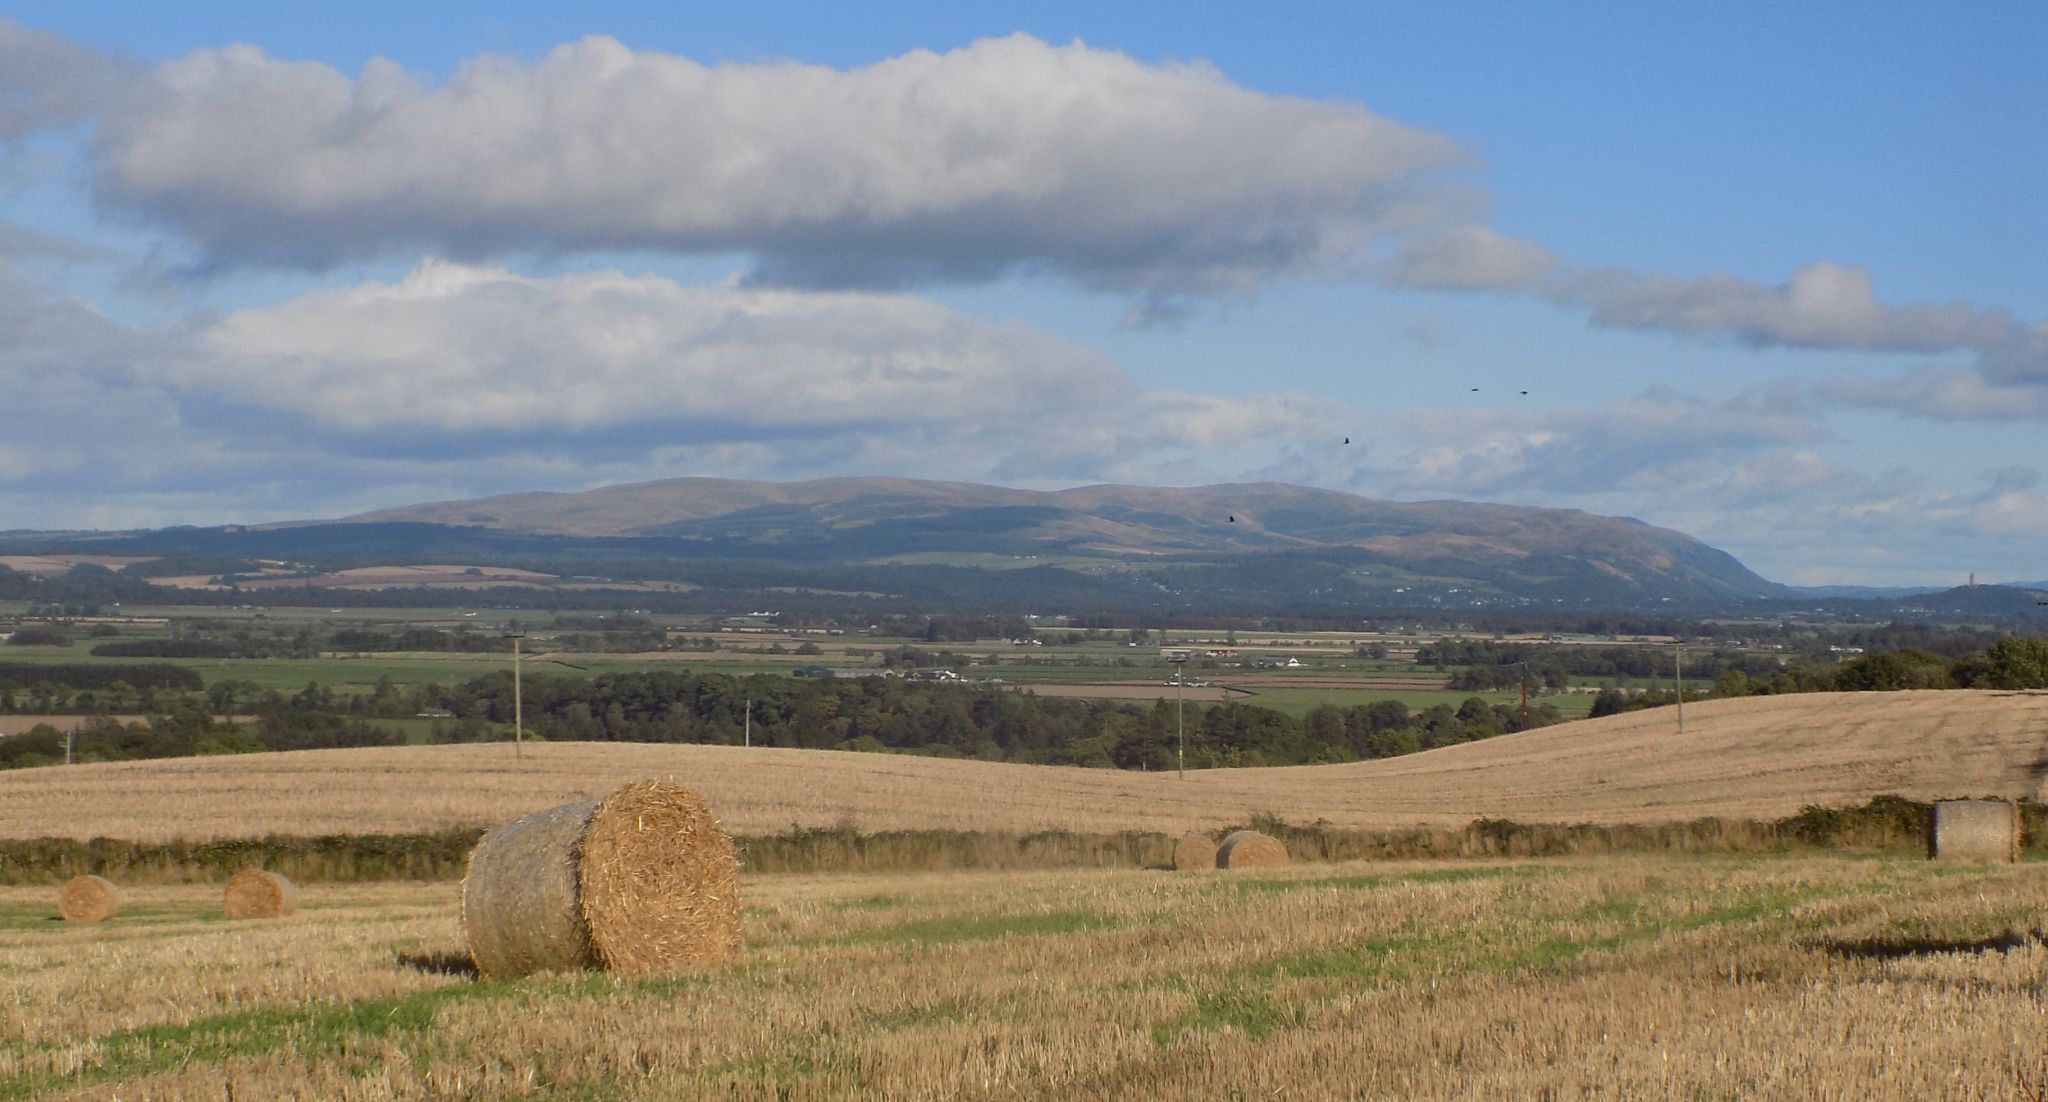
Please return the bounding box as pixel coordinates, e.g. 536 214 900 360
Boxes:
344 476 1782 601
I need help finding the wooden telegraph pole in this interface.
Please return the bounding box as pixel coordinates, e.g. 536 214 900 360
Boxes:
504 630 526 758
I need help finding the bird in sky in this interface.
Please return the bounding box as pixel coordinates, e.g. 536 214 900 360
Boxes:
1228 515 1237 523
1343 436 1351 445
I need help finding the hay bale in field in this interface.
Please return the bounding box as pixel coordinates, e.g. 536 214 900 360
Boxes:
1215 829 1289 869
223 868 297 919
1172 834 1218 871
462 778 742 978
56 874 121 922
1929 799 2019 863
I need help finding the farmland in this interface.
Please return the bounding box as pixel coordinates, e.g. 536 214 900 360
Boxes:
3 855 2044 1099
2 691 2043 841
3 687 2047 1098
0 596 1692 717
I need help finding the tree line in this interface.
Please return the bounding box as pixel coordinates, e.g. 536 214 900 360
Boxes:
0 666 1565 773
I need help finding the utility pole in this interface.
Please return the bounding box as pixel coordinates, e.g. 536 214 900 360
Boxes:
1169 654 1188 779
505 630 526 759
744 698 751 748
1675 645 1685 735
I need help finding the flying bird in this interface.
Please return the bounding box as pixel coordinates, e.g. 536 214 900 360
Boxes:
1469 387 1480 392
1228 515 1237 523
1343 436 1351 445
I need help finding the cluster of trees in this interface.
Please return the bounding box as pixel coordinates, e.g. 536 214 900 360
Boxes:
330 628 509 653
1710 637 2048 695
1419 639 1786 692
424 670 1564 769
0 662 203 712
1586 637 2048 717
0 707 400 769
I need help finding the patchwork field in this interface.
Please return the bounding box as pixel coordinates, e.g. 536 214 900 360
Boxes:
3 855 2043 1099
2 690 2044 842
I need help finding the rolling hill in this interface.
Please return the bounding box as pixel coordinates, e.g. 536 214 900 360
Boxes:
5 690 2042 842
340 475 1783 604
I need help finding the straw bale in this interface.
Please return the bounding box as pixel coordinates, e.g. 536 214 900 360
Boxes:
1929 799 2019 863
56 874 121 922
1172 834 1218 871
223 868 297 919
462 779 743 978
1216 829 1289 869
463 800 601 977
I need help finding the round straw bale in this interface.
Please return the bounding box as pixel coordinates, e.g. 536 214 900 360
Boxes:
1216 829 1289 869
1172 834 1218 871
223 869 297 919
56 874 121 922
463 799 600 976
463 779 742 978
1929 799 2019 863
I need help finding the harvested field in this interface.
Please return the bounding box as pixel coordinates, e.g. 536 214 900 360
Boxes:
1 691 2044 842
1 856 2043 1099
0 554 155 575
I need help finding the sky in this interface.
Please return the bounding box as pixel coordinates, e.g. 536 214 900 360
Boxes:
0 2 2042 586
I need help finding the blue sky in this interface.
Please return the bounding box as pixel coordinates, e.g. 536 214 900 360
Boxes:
1 3 2042 585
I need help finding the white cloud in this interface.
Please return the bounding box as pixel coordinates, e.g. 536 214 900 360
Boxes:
1389 225 1557 290
1339 386 1825 499
1817 365 2048 421
0 260 1342 523
64 33 1465 297
182 260 1127 432
1553 260 2014 354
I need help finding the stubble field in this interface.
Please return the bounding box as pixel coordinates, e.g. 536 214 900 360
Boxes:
3 855 2045 1100
3 690 2043 841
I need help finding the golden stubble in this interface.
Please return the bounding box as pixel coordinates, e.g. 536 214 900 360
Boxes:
2 689 2046 842
4 855 2047 1100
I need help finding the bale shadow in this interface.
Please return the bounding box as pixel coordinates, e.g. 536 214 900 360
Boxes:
1812 929 2045 961
397 950 479 977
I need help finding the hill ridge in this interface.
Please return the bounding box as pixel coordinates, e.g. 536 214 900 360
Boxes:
339 474 1781 602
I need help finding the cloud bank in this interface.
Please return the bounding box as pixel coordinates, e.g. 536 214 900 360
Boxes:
38 31 1468 301
186 261 1127 432
0 260 1337 523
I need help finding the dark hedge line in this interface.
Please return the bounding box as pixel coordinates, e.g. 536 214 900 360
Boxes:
0 796 2030 885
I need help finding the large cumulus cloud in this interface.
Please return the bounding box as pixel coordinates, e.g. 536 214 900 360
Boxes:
64 32 1466 300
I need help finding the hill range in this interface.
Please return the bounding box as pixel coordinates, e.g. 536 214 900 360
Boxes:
11 475 2046 617
6 690 2043 842
338 476 1779 603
